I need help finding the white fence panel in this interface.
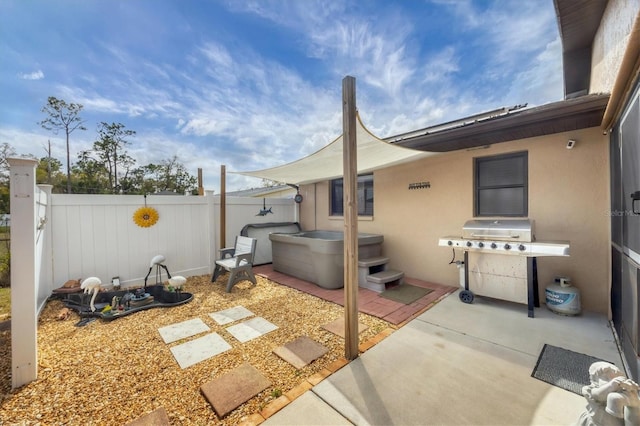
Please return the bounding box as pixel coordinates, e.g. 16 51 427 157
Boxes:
215 196 298 248
50 194 215 288
35 185 52 312
49 194 297 288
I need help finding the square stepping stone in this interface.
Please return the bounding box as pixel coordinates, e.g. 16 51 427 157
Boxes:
158 318 210 344
125 407 170 426
273 336 329 369
322 317 368 338
226 317 278 343
209 306 254 325
170 333 231 369
201 362 271 418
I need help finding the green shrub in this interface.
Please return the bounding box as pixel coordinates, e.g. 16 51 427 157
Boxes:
0 251 9 288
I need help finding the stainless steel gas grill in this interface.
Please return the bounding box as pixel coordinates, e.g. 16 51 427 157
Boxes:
438 219 570 317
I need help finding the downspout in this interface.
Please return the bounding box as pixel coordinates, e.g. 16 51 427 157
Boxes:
601 14 640 130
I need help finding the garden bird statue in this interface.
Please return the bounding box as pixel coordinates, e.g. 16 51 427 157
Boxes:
167 275 186 291
144 254 172 290
81 277 102 312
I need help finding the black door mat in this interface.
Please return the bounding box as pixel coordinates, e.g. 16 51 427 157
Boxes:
531 344 610 395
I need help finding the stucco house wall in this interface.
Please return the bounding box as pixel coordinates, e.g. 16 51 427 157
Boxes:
590 0 639 94
298 126 609 314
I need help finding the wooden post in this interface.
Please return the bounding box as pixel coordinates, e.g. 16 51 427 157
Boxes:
197 168 204 196
220 165 226 250
342 76 359 360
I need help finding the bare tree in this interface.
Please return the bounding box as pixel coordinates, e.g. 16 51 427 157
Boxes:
39 97 86 193
94 122 136 193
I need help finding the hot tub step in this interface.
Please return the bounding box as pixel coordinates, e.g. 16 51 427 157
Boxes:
358 257 390 268
364 270 404 292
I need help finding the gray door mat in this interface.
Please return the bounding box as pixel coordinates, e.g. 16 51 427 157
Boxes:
201 362 271 418
531 344 609 395
273 336 329 369
379 284 433 305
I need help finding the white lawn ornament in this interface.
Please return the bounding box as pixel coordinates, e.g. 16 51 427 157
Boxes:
577 361 640 426
167 275 186 291
81 277 102 312
144 254 172 289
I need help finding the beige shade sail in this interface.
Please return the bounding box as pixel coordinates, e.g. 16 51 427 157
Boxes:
231 113 440 185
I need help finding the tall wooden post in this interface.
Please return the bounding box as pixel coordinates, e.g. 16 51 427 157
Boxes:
197 168 204 196
342 76 359 360
220 165 226 249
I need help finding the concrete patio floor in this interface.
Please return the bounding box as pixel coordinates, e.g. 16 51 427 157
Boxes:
262 287 624 425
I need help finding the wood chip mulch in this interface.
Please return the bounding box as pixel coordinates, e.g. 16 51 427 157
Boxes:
0 274 393 425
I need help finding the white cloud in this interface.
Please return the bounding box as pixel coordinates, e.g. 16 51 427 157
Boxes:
0 0 565 192
19 70 44 80
504 36 564 106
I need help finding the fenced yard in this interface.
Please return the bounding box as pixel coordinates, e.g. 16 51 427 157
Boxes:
7 157 298 390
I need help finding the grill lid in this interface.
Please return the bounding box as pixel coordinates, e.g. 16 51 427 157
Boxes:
462 219 534 242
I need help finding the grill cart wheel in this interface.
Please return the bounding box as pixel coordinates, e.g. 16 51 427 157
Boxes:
459 290 474 304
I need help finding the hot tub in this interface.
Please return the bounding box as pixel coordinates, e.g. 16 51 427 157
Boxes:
269 230 383 289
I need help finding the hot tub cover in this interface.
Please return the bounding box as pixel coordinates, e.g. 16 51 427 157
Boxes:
232 113 439 185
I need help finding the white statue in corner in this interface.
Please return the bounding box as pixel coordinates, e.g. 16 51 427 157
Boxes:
576 361 640 426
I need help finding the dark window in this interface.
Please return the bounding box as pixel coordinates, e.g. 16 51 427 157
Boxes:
330 174 374 216
474 152 528 217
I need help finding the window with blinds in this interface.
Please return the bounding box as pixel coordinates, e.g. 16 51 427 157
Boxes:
330 174 374 217
474 152 528 217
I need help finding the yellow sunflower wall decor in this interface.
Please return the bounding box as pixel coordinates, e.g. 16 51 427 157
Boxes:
133 206 159 228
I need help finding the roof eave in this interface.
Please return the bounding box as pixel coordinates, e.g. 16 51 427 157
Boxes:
394 94 610 152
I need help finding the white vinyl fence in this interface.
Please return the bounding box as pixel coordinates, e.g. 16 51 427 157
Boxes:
9 158 297 388
48 193 297 288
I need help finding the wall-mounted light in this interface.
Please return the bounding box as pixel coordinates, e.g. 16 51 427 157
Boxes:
566 139 576 149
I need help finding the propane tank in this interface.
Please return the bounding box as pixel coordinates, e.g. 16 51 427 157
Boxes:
545 277 581 316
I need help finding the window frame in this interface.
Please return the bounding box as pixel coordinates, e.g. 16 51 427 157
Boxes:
474 151 528 217
330 173 374 217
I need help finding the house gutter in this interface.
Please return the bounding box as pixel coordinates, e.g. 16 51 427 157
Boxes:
601 14 640 130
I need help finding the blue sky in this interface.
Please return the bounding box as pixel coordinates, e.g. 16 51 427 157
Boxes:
0 0 562 191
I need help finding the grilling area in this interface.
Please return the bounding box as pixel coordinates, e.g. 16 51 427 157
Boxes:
439 219 571 318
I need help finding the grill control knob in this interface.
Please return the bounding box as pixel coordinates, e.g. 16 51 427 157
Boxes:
490 243 497 249
518 244 526 251
504 243 511 250
466 241 473 247
478 242 484 248
447 240 453 246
